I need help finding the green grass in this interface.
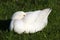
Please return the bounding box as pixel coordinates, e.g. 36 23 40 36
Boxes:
0 0 60 40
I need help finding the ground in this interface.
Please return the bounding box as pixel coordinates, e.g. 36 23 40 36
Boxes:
0 0 60 40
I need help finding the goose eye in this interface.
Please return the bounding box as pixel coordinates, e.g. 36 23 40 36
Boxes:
23 15 25 16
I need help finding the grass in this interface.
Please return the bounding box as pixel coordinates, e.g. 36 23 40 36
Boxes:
0 0 60 40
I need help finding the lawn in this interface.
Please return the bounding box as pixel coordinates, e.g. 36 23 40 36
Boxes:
0 0 60 40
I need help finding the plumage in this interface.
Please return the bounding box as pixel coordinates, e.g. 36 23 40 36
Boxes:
10 8 52 34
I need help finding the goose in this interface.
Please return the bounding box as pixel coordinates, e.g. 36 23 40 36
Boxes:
10 8 52 34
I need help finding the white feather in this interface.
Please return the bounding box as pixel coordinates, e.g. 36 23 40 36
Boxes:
10 8 52 34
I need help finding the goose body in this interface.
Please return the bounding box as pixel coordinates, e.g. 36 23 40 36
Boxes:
10 8 52 34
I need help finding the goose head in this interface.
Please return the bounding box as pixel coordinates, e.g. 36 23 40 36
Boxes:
12 11 26 20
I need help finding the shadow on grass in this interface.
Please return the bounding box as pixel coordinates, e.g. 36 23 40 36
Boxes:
0 20 11 31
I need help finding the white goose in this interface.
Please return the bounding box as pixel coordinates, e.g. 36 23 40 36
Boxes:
10 8 52 34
